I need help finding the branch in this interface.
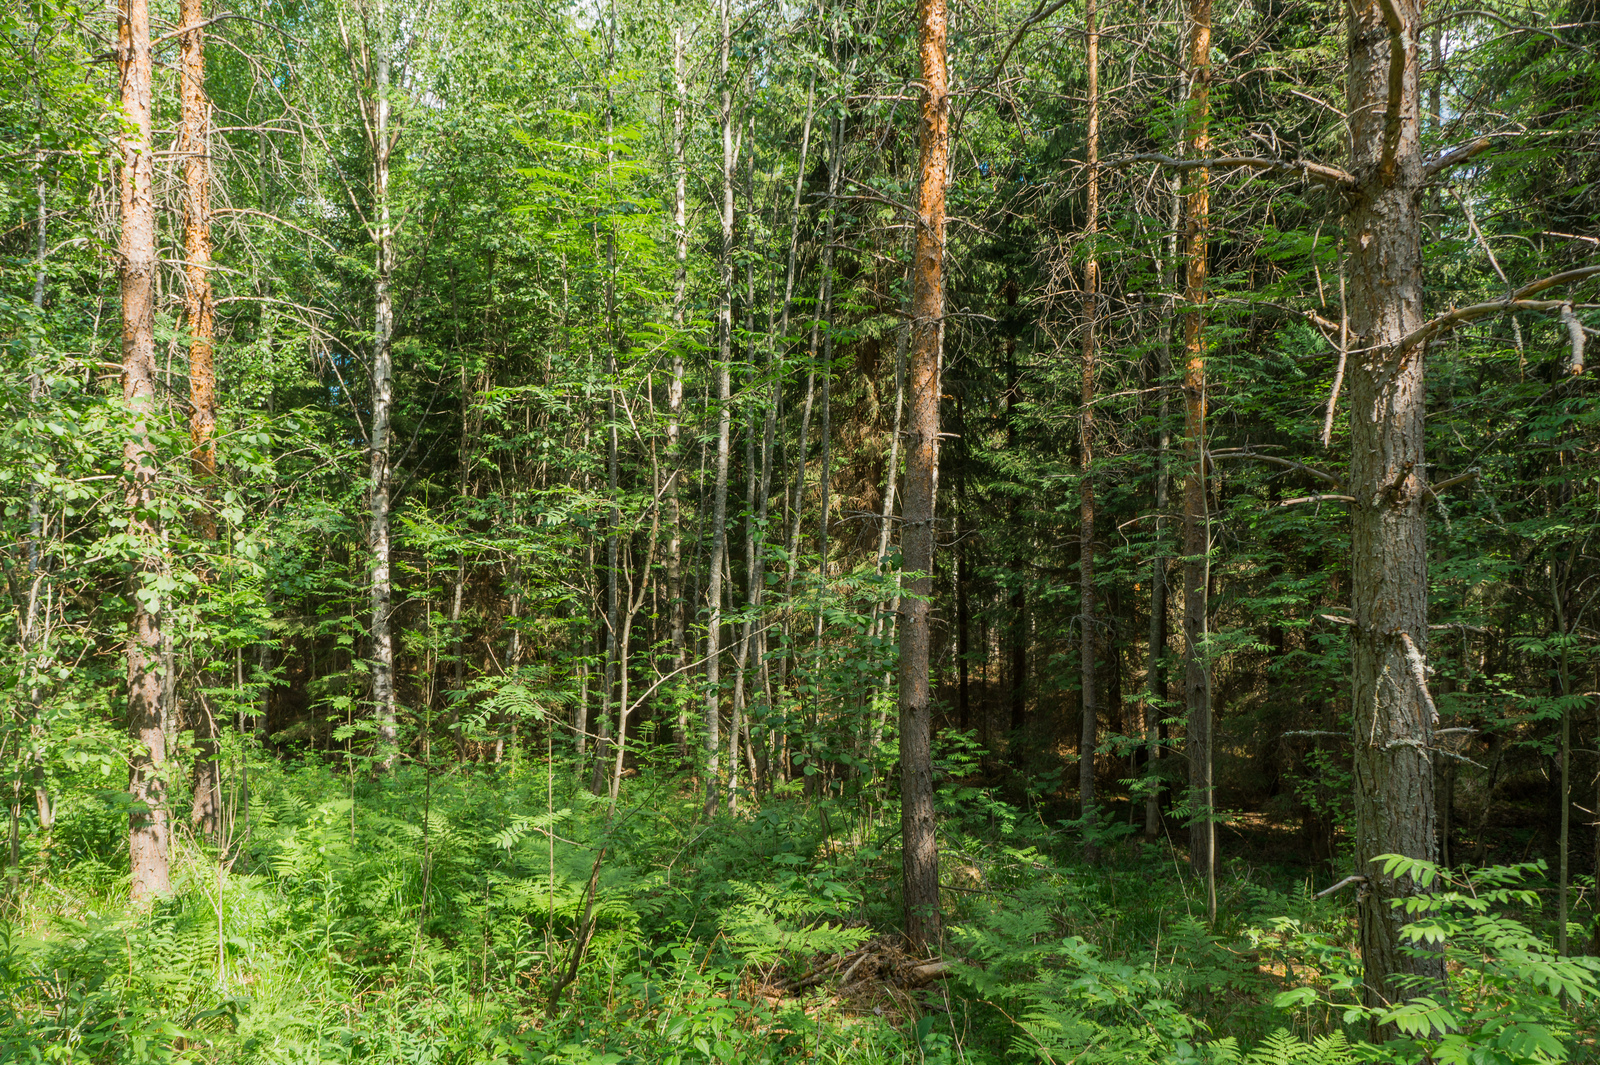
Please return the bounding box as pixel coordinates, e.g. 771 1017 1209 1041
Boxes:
1427 469 1479 496
1112 153 1356 188
1316 874 1367 898
1280 494 1357 506
1399 632 1440 725
212 207 339 252
1208 448 1344 488
1424 136 1493 179
1395 264 1600 354
1374 0 1408 182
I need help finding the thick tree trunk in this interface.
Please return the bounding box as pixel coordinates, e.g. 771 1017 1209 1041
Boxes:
703 0 735 814
1344 0 1446 1016
1078 0 1101 843
369 22 398 766
1180 0 1214 915
119 0 169 902
901 0 948 952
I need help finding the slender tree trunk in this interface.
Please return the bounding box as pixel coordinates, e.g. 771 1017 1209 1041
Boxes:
901 0 948 952
868 302 908 757
369 15 398 766
667 28 690 760
1180 0 1215 917
119 0 169 902
703 0 736 814
593 45 620 796
1344 0 1446 1016
1078 0 1101 847
26 111 54 848
180 0 222 842
1145 187 1176 839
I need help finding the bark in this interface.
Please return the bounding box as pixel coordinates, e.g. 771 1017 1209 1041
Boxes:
1181 0 1214 909
900 0 948 952
667 27 689 760
593 50 620 796
1344 0 1447 1016
369 15 398 765
703 0 735 814
1146 177 1178 840
180 0 222 842
119 0 169 902
1078 0 1101 843
804 109 844 790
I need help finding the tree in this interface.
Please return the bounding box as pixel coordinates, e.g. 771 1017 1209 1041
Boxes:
117 0 169 902
900 0 948 952
1179 0 1214 919
335 0 401 766
1077 0 1100 847
180 0 223 843
1342 0 1444 1015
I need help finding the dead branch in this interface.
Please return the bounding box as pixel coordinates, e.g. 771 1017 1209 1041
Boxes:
1112 153 1357 188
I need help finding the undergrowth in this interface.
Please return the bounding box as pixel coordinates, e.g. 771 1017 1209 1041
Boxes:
3 737 1597 1063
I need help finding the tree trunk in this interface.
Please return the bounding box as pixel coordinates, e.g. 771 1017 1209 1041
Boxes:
369 15 398 766
1146 178 1177 840
900 0 948 952
1077 0 1101 846
703 0 736 815
1344 0 1447 1016
180 0 223 842
667 27 689 760
593 47 620 796
1180 0 1214 917
119 0 169 902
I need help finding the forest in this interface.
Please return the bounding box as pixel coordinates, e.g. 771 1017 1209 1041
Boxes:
3 0 1600 1057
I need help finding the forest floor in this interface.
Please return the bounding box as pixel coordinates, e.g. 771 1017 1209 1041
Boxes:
2 741 1595 1063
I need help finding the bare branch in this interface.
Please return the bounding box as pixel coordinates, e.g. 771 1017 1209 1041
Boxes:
1112 153 1357 188
1208 448 1344 488
1280 494 1357 506
1396 264 1600 354
1424 136 1493 179
1428 469 1479 495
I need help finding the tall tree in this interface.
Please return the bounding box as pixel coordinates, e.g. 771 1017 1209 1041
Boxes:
702 0 736 813
335 0 401 766
1343 0 1444 1016
900 0 948 952
1077 0 1100 847
180 0 223 842
118 0 169 902
1179 0 1214 919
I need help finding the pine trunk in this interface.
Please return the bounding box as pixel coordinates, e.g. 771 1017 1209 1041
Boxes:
119 0 169 902
1344 0 1446 1017
1181 0 1214 907
901 0 948 952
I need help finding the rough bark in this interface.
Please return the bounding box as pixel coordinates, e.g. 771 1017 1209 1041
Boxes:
1344 0 1447 1016
900 0 948 952
119 0 169 902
